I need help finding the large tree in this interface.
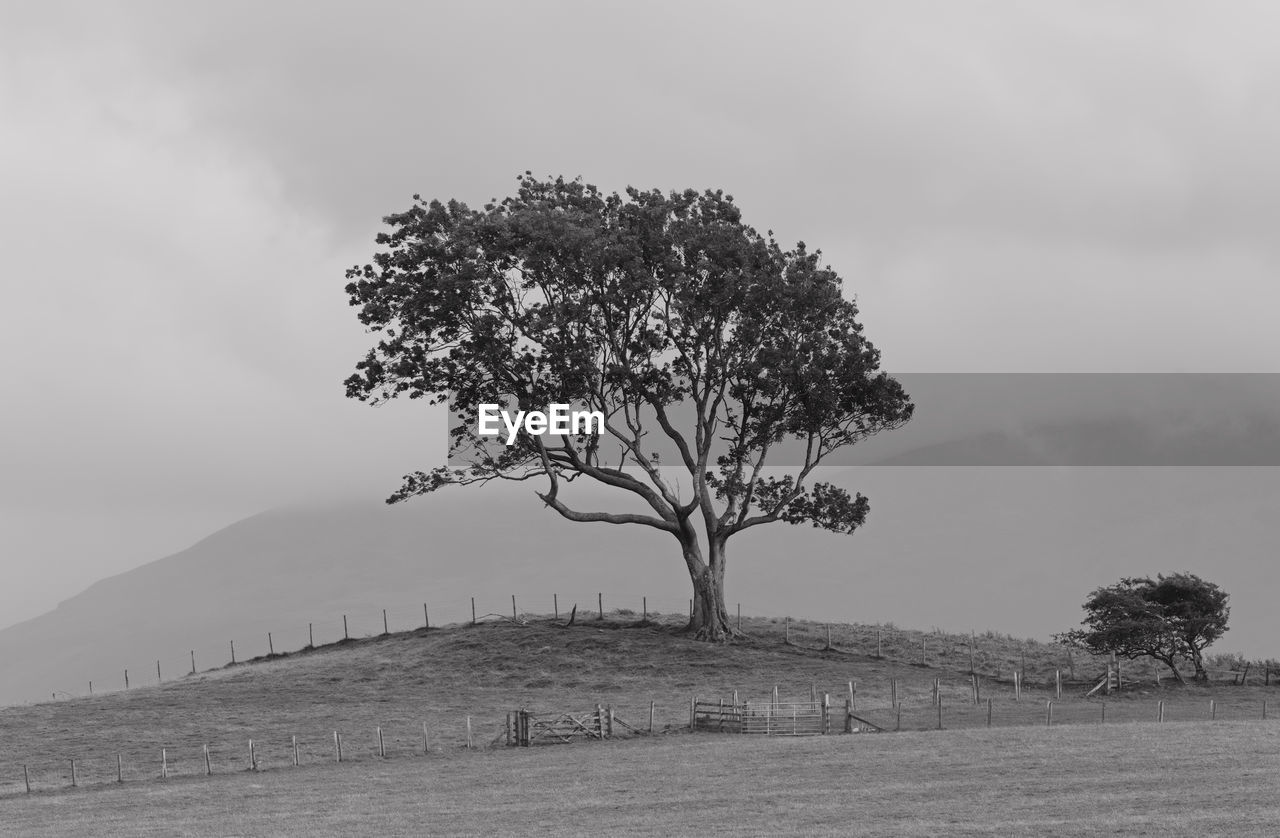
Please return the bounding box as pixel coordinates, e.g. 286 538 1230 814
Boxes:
1063 573 1230 684
344 174 914 640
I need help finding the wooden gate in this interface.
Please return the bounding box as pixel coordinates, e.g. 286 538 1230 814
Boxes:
692 696 883 735
508 706 619 746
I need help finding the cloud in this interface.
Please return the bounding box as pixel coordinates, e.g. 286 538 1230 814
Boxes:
3 1 1280 626
0 12 440 624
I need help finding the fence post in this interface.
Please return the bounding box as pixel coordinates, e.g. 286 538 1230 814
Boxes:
378 726 386 757
1046 700 1053 727
310 622 315 646
876 629 882 658
125 668 129 688
344 615 349 640
423 604 429 630
190 650 196 674
117 754 123 783
554 593 559 622
334 731 341 762
969 630 976 673
249 739 256 771
644 597 648 622
773 685 779 709
292 736 299 767
690 696 696 731
844 696 854 733
157 659 162 683
1055 670 1062 700
231 639 237 662
466 716 475 749
848 680 856 712
383 609 389 635
471 599 476 626
423 721 430 754
268 632 274 656
890 678 897 708
598 593 603 620
737 603 741 632
70 758 76 788
1101 701 1106 724
607 706 615 738
512 596 517 621
1158 700 1165 723
826 624 832 650
506 713 513 746
986 697 992 727
23 764 30 794
1210 699 1216 721
161 748 167 779
936 697 943 730
922 638 927 666
895 705 902 732
649 700 655 734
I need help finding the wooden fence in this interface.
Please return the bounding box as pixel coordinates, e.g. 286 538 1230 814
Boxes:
691 695 884 736
507 704 655 746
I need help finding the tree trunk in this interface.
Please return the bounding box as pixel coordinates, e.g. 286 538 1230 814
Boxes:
686 538 734 641
1189 646 1209 683
1159 656 1187 686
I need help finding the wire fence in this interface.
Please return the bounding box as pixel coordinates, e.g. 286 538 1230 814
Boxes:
6 591 1278 798
36 591 1277 705
7 678 1277 797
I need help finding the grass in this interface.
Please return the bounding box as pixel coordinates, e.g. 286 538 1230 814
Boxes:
4 722 1280 836
1 613 1277 833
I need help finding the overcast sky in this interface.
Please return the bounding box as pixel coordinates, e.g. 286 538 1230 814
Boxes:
3 2 1280 628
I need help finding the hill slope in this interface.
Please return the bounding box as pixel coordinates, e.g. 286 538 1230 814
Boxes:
3 466 1280 707
2 614 1274 797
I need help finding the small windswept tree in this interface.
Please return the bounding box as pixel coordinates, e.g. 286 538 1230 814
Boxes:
1062 572 1229 684
344 174 914 640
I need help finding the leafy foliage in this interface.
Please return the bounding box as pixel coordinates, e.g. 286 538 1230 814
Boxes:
1061 572 1229 684
344 173 914 637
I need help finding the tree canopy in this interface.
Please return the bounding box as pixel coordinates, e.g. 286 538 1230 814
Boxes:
1062 572 1229 684
344 174 914 639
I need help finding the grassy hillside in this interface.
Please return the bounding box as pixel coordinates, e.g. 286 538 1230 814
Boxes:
3 612 1275 797
6 724 1280 837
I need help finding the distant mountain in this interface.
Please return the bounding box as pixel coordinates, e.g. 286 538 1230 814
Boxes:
0 485 685 707
865 416 1280 466
4 427 1280 707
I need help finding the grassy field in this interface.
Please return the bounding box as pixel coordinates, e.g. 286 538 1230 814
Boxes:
4 721 1279 836
2 613 1276 833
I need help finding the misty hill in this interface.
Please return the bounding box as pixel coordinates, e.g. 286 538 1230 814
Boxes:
3 450 1279 707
